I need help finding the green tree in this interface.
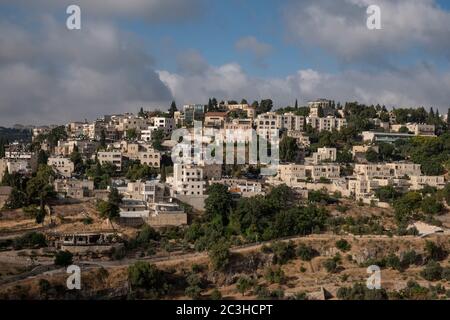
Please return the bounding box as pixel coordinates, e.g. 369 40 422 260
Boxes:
151 128 165 151
365 149 379 162
420 261 443 281
280 136 299 162
100 129 107 149
205 184 233 224
97 187 122 227
208 241 230 272
70 147 84 174
126 128 138 140
4 188 27 209
236 276 255 296
169 101 178 117
393 192 422 223
335 239 351 252
37 150 49 166
54 250 73 266
297 244 318 261
128 261 169 298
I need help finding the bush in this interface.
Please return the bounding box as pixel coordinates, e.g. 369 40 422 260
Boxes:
424 241 447 261
296 244 318 261
323 254 342 273
208 241 230 271
128 261 169 298
236 276 256 296
337 283 388 300
335 239 351 252
210 288 222 300
185 285 202 300
385 254 403 271
400 250 421 268
420 261 443 281
83 217 93 225
442 267 450 281
270 241 296 265
54 250 73 266
12 232 47 250
264 266 286 284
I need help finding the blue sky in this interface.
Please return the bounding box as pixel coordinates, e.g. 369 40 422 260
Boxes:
1 0 450 125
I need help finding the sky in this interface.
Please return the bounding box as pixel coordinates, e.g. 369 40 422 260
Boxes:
1 0 450 126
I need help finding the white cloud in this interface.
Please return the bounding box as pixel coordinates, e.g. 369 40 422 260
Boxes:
0 17 172 126
283 0 450 63
159 58 450 112
4 0 205 22
235 36 273 66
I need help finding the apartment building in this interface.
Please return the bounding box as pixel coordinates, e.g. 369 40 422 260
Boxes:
149 117 175 134
281 113 305 131
224 118 253 131
124 143 160 168
138 150 160 168
148 202 188 227
0 147 38 180
256 112 282 132
204 112 228 128
0 159 30 181
211 178 263 197
117 180 165 202
48 157 75 178
287 130 310 147
354 163 422 179
172 163 206 196
224 102 256 119
305 147 337 165
97 151 123 171
409 175 446 191
54 179 94 199
308 99 333 117
55 140 99 158
183 104 206 124
113 115 151 133
306 116 347 132
276 163 340 182
362 131 414 143
390 123 436 136
67 122 85 137
352 145 379 157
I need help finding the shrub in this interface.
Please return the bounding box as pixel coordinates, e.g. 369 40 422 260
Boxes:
385 254 403 271
264 266 286 284
13 232 47 250
185 285 202 300
323 254 342 273
335 239 351 252
210 288 222 300
236 276 256 296
208 241 230 271
128 261 169 298
270 241 296 265
424 241 447 261
420 261 443 281
54 250 73 266
296 244 318 261
400 250 421 269
337 283 388 300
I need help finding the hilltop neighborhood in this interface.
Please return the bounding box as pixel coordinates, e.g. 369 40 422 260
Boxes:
1 98 450 300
